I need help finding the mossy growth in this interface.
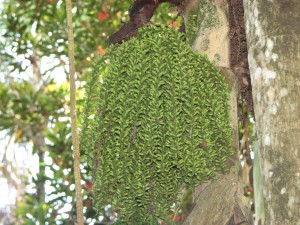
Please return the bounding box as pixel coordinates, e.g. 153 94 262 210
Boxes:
81 25 232 224
185 0 219 44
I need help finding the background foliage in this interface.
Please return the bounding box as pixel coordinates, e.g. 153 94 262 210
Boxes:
0 0 183 224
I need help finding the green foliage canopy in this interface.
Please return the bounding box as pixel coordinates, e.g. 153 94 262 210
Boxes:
82 26 232 224
0 0 232 223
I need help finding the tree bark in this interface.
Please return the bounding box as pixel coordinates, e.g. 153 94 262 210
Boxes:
243 1 300 224
33 132 46 203
183 1 253 224
106 0 254 224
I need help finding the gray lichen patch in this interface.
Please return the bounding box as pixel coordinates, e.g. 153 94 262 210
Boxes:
193 3 230 67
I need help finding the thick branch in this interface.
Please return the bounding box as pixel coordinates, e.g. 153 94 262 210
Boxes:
108 0 186 45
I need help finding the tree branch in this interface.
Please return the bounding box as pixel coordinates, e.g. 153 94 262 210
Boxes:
65 0 84 224
108 0 187 45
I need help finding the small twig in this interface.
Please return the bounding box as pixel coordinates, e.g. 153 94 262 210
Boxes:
65 0 84 224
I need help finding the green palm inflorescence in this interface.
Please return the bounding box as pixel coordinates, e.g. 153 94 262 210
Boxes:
81 25 232 224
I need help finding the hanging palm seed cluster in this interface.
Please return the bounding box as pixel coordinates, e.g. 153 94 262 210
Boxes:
81 26 232 224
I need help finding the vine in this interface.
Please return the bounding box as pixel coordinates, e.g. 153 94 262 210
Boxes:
81 26 232 224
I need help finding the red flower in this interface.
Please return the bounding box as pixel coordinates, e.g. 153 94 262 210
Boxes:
98 8 109 21
97 45 106 55
172 21 178 28
166 20 178 29
173 214 180 222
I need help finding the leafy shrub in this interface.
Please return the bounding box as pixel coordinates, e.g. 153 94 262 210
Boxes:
81 26 232 224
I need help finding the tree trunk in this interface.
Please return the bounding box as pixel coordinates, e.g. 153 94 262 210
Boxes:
33 132 46 203
243 1 300 224
30 51 46 204
183 1 253 224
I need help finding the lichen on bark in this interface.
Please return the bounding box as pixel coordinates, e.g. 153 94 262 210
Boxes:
244 0 300 224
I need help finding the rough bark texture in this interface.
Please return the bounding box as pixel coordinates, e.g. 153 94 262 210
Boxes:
183 1 253 224
193 0 230 67
228 0 253 117
107 0 254 224
183 67 252 225
184 173 251 225
243 1 300 224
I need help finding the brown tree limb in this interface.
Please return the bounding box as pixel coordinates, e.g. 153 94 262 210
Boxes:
108 0 187 45
65 0 84 224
